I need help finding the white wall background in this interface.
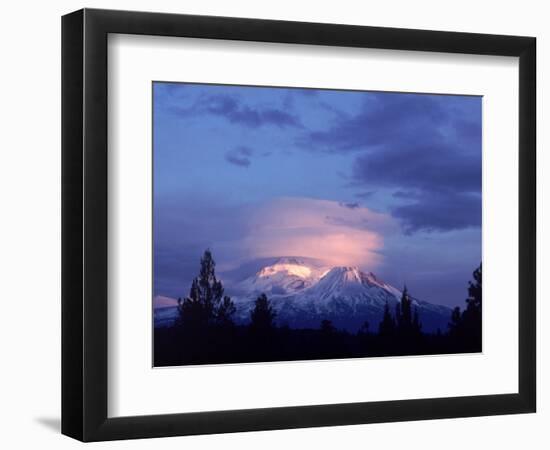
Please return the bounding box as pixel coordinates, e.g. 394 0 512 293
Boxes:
0 0 546 448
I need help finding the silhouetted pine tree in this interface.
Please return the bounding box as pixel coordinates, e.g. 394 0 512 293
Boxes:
396 286 414 338
446 264 482 352
379 301 396 337
250 293 276 332
448 306 462 337
464 265 482 317
247 293 278 359
394 302 401 330
176 250 235 330
462 264 482 349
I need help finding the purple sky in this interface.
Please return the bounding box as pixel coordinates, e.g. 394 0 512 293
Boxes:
153 82 481 308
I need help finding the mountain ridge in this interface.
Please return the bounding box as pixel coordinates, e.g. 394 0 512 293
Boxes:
155 257 453 332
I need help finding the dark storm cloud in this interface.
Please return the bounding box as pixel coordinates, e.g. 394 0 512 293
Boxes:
299 92 482 234
225 146 254 167
302 93 450 152
172 94 303 129
392 192 482 234
351 143 481 195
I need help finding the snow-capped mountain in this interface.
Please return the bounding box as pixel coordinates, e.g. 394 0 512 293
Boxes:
153 257 453 332
304 266 402 304
235 257 330 297
230 258 452 332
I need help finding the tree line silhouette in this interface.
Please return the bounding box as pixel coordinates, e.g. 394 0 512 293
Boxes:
154 250 482 366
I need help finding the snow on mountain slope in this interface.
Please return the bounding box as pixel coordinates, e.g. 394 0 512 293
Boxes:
154 257 453 332
231 259 452 332
304 266 401 305
235 257 330 296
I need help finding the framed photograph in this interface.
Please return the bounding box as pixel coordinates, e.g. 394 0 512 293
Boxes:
62 8 536 441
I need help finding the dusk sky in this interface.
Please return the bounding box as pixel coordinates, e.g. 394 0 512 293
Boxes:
153 82 481 308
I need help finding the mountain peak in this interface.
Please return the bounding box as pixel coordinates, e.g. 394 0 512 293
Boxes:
321 266 362 282
318 265 367 284
257 260 313 280
234 258 404 306
239 257 330 296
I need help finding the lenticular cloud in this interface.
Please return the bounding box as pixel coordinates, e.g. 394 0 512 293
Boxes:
240 197 396 269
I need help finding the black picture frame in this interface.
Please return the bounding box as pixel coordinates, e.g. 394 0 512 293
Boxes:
61 8 536 442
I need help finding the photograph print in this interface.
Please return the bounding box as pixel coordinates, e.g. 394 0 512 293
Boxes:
153 82 482 367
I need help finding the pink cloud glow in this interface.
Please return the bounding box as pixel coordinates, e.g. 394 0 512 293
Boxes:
241 197 396 269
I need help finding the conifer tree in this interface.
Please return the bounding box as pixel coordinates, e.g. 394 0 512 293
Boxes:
217 295 237 327
250 293 276 332
448 306 462 337
395 286 414 337
394 302 401 329
447 264 482 351
461 264 482 347
379 301 396 337
177 250 235 329
464 264 482 317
